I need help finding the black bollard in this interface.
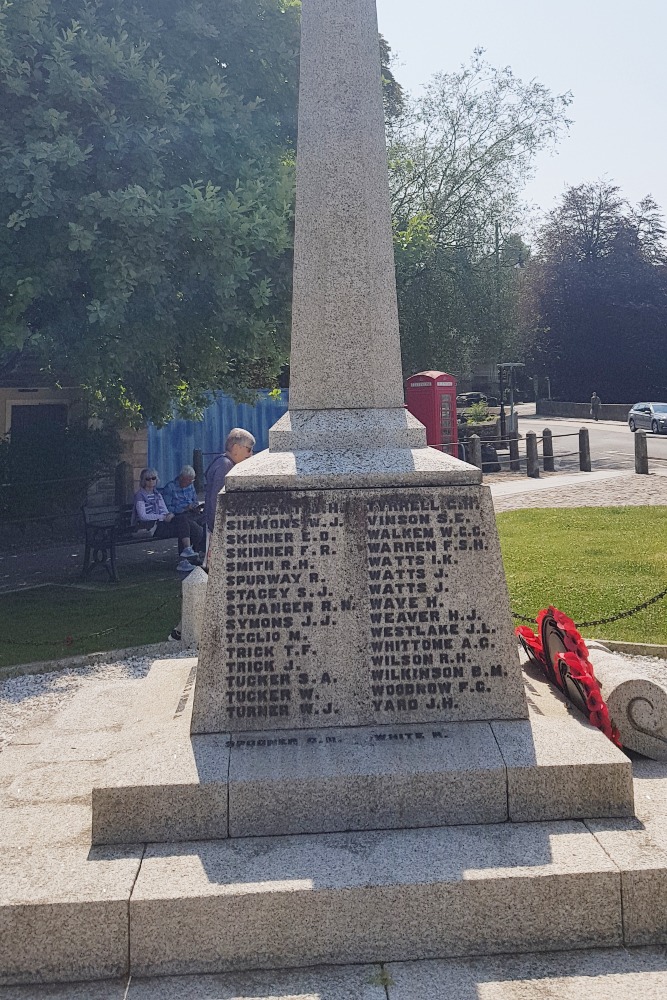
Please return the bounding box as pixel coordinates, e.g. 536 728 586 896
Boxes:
526 431 540 478
509 428 520 472
635 430 649 475
542 428 554 472
193 448 205 493
579 428 591 472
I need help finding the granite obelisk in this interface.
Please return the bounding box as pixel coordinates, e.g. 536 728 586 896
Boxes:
289 0 405 413
191 0 528 733
81 6 651 976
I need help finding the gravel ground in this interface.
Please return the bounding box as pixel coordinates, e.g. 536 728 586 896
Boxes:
0 649 189 753
1 647 665 754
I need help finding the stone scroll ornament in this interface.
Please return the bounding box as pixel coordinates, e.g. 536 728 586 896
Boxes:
517 607 622 747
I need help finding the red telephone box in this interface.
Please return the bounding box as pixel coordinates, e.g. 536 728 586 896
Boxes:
405 371 459 457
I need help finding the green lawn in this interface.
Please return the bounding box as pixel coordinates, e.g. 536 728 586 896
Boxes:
0 564 181 669
1 506 665 671
497 506 667 644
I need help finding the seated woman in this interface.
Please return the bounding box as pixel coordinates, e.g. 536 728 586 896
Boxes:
133 468 198 572
159 464 204 555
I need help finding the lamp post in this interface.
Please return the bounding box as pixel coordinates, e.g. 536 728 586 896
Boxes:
494 223 526 440
498 365 506 440
498 362 525 437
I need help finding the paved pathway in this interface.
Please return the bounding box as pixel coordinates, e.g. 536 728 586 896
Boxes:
491 469 667 513
0 537 178 593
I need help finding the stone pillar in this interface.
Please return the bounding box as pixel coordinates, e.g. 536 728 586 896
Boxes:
468 434 482 471
181 567 208 649
289 0 403 414
264 0 428 459
118 425 148 489
114 462 133 506
191 0 528 735
588 644 667 760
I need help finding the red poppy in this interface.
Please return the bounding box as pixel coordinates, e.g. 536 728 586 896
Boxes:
516 608 622 748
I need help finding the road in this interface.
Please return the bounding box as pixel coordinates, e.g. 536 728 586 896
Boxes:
513 404 667 473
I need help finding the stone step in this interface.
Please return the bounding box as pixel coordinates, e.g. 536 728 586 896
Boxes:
128 818 656 978
0 844 143 987
3 814 666 987
92 714 634 845
10 949 667 998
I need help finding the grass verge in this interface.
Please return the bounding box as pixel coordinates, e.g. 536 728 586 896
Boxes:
0 564 181 669
1 506 665 670
497 506 667 645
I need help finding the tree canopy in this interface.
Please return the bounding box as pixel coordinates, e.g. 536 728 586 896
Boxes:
1 11 581 417
389 51 571 379
522 181 667 402
0 0 300 424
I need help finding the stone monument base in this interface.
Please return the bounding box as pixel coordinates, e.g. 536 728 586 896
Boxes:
127 819 632 978
79 664 666 981
91 712 633 846
192 483 528 734
5 654 667 987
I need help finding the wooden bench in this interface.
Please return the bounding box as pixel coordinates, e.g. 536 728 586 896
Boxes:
81 504 160 583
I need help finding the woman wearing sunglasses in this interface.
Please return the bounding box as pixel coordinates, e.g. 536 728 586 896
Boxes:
133 468 198 572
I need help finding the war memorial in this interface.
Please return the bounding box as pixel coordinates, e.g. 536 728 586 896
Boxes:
3 0 667 990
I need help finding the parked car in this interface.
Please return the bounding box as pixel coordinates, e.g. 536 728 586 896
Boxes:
628 402 667 434
456 392 488 407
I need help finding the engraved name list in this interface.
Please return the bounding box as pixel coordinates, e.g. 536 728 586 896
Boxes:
220 488 518 731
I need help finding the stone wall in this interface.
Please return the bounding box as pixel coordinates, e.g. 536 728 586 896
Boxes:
119 426 149 488
536 400 633 422
86 425 149 508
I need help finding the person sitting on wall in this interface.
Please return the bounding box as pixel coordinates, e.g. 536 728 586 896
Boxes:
204 428 256 535
160 464 204 555
133 467 199 573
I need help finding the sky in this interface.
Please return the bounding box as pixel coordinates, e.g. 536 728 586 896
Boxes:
375 0 667 222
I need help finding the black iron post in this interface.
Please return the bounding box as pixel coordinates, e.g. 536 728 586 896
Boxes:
634 430 648 475
526 431 540 478
579 428 591 472
498 366 506 441
542 429 554 472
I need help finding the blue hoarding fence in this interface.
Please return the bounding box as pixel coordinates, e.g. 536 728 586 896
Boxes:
148 390 289 486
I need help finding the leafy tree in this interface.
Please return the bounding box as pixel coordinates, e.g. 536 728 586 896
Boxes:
389 51 571 245
380 36 404 121
394 215 529 377
522 181 667 401
0 0 300 424
389 51 571 379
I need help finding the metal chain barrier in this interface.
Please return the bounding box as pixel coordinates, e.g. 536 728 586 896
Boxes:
512 585 667 629
0 597 174 648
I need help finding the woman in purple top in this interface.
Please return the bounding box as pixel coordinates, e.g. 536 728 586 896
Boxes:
134 468 198 571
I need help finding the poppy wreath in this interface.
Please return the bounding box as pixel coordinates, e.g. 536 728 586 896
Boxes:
516 606 621 748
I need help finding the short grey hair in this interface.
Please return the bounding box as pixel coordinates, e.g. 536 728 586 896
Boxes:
139 467 159 487
225 428 256 451
179 465 196 479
